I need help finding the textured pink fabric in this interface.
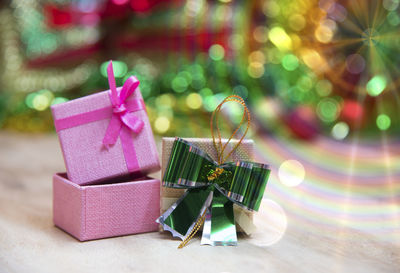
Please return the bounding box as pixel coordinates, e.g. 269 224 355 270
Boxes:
51 87 160 185
53 173 160 241
53 173 83 239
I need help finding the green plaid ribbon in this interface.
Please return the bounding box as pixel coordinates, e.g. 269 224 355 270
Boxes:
157 138 270 246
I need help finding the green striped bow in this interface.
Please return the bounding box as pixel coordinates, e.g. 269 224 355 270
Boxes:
157 138 270 247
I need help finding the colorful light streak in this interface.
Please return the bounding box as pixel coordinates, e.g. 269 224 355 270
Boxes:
254 131 400 243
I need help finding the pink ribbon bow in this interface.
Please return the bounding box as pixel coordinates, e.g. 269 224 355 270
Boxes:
103 61 144 148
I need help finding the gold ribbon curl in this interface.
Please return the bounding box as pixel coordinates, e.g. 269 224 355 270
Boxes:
210 95 251 165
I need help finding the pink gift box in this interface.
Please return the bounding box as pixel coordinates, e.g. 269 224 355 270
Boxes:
53 173 160 241
51 84 160 185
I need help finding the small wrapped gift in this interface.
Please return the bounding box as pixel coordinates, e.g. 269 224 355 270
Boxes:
51 61 160 185
161 137 256 234
53 173 160 241
157 96 271 247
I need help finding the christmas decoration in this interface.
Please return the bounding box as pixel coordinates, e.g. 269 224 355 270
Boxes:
161 137 256 235
157 96 270 247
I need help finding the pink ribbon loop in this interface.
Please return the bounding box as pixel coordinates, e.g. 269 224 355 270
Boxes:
103 61 144 148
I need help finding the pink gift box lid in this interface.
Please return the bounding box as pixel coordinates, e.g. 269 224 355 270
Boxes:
51 86 160 185
53 173 160 241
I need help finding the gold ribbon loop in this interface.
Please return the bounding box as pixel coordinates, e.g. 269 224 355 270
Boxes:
210 95 251 165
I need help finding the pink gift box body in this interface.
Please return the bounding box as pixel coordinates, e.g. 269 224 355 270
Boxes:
53 173 160 241
51 87 160 185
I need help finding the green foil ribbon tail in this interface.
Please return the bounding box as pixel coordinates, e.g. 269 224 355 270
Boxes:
201 189 237 246
157 138 271 246
161 187 214 239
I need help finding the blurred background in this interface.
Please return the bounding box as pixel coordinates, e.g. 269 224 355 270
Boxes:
0 0 399 245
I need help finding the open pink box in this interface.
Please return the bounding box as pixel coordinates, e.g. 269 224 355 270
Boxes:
53 173 160 241
51 84 160 185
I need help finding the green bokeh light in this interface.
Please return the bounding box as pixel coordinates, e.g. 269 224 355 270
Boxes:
25 93 36 109
315 79 333 97
289 86 305 102
178 71 192 85
203 96 218 112
227 102 244 123
282 54 299 71
51 97 69 105
38 89 54 102
188 64 203 75
297 76 313 92
32 94 49 111
209 44 225 61
189 64 205 89
366 75 387 96
171 76 188 93
317 98 339 122
376 114 391 130
200 88 213 98
204 94 226 112
100 61 128 78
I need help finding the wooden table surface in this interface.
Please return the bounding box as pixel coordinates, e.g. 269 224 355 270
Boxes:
0 132 398 273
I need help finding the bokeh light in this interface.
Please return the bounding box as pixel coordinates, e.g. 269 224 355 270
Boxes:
2 0 399 139
300 49 325 71
315 79 333 97
100 61 128 78
278 160 306 187
376 114 391 130
25 93 36 109
253 26 269 43
281 54 299 71
209 44 225 61
32 94 49 111
346 54 366 74
268 27 292 51
288 14 306 31
316 98 339 123
186 93 202 109
247 62 265 78
51 97 69 105
367 75 387 97
315 24 334 43
332 121 350 140
172 76 189 93
249 199 287 247
154 116 170 133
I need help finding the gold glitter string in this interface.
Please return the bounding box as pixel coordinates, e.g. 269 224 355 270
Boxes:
210 95 251 165
178 209 207 249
